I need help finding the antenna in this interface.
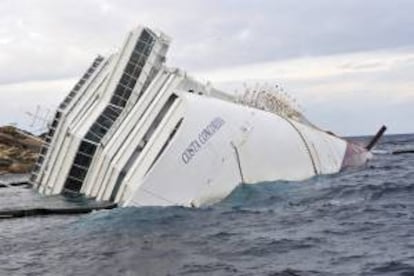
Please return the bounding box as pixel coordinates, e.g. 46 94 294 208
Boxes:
25 105 52 134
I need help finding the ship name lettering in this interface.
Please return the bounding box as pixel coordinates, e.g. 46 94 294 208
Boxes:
181 117 225 164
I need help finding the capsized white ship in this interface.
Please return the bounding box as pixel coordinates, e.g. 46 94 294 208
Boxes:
30 26 374 207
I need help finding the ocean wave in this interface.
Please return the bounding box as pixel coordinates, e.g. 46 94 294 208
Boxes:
1 134 414 275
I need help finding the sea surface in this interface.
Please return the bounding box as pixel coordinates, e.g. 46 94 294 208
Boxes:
0 134 413 276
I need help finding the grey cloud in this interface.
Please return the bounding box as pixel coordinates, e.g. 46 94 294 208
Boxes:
210 52 414 135
338 62 385 71
1 0 414 84
305 97 414 136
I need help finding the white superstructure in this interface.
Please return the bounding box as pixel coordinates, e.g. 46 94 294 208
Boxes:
31 26 371 207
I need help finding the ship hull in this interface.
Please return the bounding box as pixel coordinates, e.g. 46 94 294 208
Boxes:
31 25 373 208
123 93 368 207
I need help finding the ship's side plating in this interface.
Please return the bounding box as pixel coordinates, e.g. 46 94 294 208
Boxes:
123 93 348 207
32 25 371 207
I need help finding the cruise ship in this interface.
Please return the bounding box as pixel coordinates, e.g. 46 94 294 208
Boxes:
30 26 374 207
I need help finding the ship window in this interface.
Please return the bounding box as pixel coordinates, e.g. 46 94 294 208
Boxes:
40 146 48 155
99 113 115 125
133 66 143 77
74 153 91 167
144 46 152 56
30 174 37 182
95 121 110 131
120 75 131 86
122 72 135 82
141 30 151 43
101 114 115 125
115 85 126 97
37 155 45 164
125 63 135 75
130 52 140 63
110 95 127 107
89 123 108 138
137 57 146 68
116 85 133 98
79 141 97 155
117 85 129 95
77 152 94 160
69 165 88 180
51 120 58 128
33 164 41 173
129 78 138 89
131 49 142 58
102 106 121 121
67 176 84 182
85 131 101 143
97 115 113 129
136 41 146 52
48 128 55 137
64 178 83 192
123 89 132 100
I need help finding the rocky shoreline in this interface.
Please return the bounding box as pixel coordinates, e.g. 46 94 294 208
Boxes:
0 126 42 174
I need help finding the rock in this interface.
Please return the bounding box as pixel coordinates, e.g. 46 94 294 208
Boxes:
1 126 18 135
8 162 33 174
0 158 12 167
0 125 43 174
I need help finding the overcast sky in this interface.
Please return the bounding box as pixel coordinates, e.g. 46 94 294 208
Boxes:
0 0 413 135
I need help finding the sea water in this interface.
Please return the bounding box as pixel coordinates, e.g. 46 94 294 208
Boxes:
0 134 413 276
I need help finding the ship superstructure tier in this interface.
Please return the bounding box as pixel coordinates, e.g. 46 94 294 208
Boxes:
31 26 372 207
